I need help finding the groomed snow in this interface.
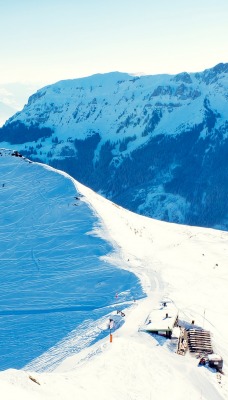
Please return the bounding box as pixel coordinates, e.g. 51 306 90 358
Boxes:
0 153 228 399
0 149 142 371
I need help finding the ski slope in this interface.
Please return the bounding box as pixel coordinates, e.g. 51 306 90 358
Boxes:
0 149 228 399
0 149 143 370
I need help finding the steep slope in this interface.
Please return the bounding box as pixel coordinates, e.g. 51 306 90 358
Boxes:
0 152 228 399
0 63 228 229
0 149 142 371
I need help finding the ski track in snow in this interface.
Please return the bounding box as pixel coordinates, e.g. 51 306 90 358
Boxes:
0 151 143 370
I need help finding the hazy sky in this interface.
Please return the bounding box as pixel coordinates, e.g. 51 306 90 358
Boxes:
1 0 227 85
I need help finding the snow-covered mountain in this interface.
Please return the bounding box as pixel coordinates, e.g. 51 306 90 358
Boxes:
0 82 41 127
0 64 228 230
0 149 142 371
0 149 228 399
0 101 17 128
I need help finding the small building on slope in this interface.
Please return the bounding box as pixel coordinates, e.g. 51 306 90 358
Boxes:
141 301 179 338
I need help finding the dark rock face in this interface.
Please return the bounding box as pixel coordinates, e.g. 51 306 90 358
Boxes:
1 64 228 230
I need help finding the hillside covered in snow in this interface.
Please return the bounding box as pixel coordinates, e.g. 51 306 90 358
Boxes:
0 149 228 399
0 63 228 230
0 149 142 371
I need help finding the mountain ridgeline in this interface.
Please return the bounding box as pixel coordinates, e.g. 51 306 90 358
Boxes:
1 63 228 230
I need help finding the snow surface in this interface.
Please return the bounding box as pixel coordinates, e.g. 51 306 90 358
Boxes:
141 301 178 332
1 67 228 230
0 149 228 399
3 66 228 162
0 149 142 370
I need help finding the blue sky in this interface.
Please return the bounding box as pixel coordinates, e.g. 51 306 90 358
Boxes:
0 0 227 85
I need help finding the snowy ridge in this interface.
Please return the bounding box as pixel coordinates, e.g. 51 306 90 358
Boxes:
0 150 228 399
0 149 142 370
1 64 228 229
2 66 228 149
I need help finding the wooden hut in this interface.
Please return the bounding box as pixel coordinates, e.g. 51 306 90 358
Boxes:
141 301 178 338
208 353 223 371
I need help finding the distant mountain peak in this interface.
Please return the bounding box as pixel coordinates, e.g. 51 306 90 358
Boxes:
172 72 193 84
0 64 228 230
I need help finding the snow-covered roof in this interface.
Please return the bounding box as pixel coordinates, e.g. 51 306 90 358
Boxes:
141 301 178 332
208 353 223 361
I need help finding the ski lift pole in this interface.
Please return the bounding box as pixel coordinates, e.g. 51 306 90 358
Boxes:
109 318 114 342
203 309 205 329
